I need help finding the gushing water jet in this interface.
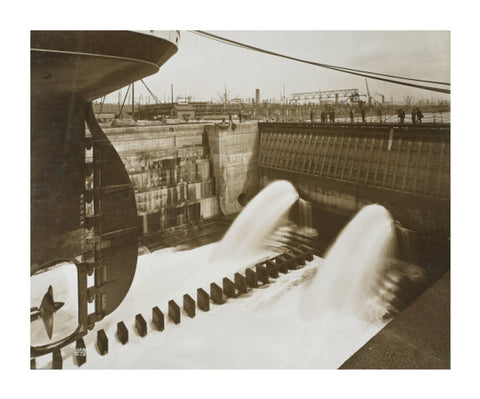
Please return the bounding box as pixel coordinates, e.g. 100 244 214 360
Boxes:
299 204 396 323
212 180 299 263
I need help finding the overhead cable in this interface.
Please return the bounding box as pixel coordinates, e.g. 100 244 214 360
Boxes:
191 30 450 94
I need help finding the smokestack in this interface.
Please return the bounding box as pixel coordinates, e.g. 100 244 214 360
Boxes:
255 89 260 104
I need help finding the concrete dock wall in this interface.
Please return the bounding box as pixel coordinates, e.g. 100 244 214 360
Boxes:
258 123 450 240
100 123 220 233
206 122 260 215
96 121 449 244
99 121 260 236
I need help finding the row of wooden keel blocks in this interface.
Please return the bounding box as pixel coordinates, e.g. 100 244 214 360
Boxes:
184 294 196 318
31 341 86 369
284 253 299 270
97 329 108 355
298 244 314 261
169 300 181 324
289 251 306 267
255 264 269 284
81 249 314 367
234 273 247 294
52 349 62 369
265 260 278 278
136 314 147 337
197 288 210 311
210 282 224 304
117 321 129 344
153 307 165 331
223 277 236 298
273 256 289 274
75 338 87 367
245 268 258 288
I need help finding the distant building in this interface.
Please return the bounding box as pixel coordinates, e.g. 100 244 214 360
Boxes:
135 102 200 120
171 103 195 121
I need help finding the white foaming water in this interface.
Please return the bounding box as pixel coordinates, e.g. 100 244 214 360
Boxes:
299 204 396 324
212 180 299 263
33 193 401 368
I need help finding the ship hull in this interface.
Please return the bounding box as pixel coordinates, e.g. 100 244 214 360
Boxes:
31 31 178 355
31 30 178 102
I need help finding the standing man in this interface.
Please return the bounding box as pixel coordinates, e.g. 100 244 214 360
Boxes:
349 109 354 123
416 108 424 124
331 109 335 123
411 108 417 124
361 108 366 123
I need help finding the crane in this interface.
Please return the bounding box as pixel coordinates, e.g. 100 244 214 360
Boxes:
365 79 384 105
365 78 372 106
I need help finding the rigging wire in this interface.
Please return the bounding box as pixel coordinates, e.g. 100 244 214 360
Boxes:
140 79 162 104
118 84 131 116
191 30 450 94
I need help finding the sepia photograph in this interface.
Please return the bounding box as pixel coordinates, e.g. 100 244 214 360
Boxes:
29 28 452 371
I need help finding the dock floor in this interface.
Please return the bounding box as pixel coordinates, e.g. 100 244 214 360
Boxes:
339 270 450 369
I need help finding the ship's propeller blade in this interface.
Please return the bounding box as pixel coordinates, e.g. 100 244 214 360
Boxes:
37 285 65 340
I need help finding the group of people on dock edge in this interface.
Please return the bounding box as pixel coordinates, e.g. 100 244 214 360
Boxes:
309 108 367 124
349 108 366 123
397 108 424 124
274 107 427 124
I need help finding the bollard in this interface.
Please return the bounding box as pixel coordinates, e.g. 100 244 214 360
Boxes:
117 321 129 344
265 260 279 278
135 313 147 337
245 268 258 288
152 307 165 331
234 273 247 294
97 329 108 355
183 294 196 318
223 277 236 298
210 282 224 304
30 358 36 370
75 338 87 367
168 300 181 324
52 349 62 369
197 288 210 311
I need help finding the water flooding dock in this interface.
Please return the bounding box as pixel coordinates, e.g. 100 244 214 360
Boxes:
32 119 450 368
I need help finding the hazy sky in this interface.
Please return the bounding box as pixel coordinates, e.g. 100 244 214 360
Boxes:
107 30 450 104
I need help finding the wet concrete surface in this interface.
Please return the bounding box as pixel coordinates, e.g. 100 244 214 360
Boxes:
340 270 450 369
